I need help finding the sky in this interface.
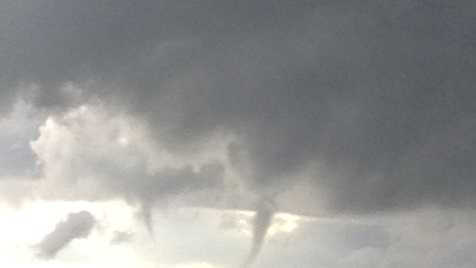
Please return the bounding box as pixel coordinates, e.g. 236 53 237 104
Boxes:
0 1 476 267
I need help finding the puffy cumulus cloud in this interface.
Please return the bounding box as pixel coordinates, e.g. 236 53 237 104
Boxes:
35 210 96 259
28 103 231 211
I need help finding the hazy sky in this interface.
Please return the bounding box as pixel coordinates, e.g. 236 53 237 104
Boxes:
1 1 475 267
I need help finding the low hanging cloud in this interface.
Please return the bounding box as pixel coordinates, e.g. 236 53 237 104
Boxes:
35 210 96 259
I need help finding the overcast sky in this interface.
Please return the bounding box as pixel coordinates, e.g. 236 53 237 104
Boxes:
1 1 476 267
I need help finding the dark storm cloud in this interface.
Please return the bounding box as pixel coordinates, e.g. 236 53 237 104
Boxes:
2 1 476 213
35 210 96 259
0 0 315 109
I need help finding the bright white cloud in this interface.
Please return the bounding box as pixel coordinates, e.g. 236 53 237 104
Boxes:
28 101 233 205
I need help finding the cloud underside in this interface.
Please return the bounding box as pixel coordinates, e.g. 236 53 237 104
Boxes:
0 0 475 216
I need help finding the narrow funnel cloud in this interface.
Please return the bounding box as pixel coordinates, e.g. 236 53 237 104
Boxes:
242 198 275 268
139 201 154 236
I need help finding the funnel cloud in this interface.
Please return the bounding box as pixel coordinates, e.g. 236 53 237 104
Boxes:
242 198 276 268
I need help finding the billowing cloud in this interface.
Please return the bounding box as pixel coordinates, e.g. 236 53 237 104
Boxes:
35 210 96 259
28 104 228 210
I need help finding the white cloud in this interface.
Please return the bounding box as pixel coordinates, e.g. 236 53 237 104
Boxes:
28 101 232 205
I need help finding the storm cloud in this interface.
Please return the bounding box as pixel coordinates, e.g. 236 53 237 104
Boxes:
1 0 476 216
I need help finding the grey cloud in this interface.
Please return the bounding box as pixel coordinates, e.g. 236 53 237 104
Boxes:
0 0 314 110
2 0 476 215
74 155 226 207
35 210 96 259
129 164 225 234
